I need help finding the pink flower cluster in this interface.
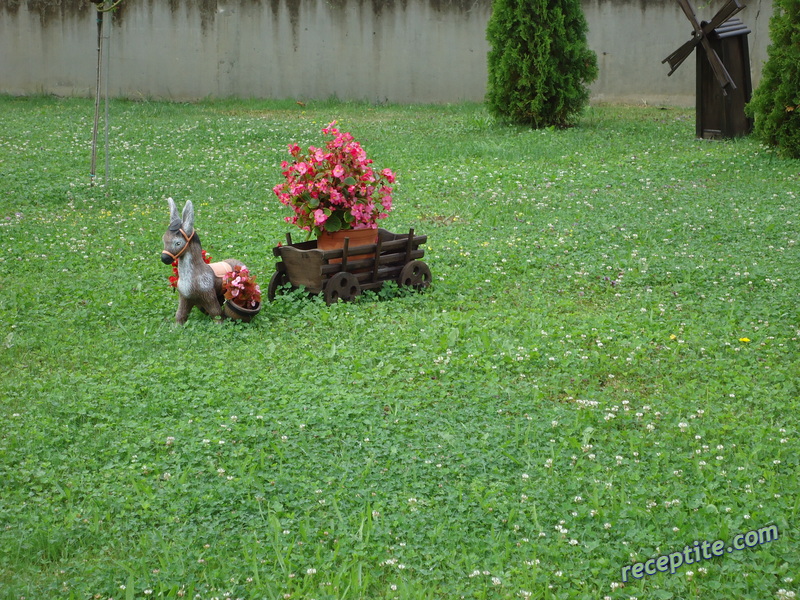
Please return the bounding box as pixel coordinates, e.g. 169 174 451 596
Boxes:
273 121 395 237
222 265 262 309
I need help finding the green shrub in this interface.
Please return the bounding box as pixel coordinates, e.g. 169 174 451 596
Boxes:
746 0 800 158
485 0 598 128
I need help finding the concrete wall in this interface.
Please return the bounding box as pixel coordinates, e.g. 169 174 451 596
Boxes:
0 0 775 105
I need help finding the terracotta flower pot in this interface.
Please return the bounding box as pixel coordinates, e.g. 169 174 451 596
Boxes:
317 228 378 263
223 300 261 323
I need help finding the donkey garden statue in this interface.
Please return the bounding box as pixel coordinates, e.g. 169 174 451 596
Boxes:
161 198 247 324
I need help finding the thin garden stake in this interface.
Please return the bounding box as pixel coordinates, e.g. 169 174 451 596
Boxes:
90 5 104 186
89 0 124 187
103 7 111 188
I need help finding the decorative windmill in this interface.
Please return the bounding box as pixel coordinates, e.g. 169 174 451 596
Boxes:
663 0 753 139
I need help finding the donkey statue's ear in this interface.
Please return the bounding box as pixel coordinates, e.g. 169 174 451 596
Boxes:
181 200 195 235
167 197 182 231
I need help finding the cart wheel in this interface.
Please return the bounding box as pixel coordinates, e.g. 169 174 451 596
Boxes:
398 260 431 290
267 269 291 301
324 272 361 304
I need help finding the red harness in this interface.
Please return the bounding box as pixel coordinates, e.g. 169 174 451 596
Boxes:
162 228 195 262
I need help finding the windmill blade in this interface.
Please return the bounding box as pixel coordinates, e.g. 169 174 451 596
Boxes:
664 0 746 83
702 0 746 34
700 37 736 92
677 0 702 32
663 35 701 74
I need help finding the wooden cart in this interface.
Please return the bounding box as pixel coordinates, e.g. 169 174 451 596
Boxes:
268 228 431 304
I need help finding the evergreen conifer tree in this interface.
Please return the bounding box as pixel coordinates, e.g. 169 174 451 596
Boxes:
746 0 800 158
486 0 598 128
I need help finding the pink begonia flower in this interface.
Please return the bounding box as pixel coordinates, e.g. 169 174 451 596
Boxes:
350 204 365 222
382 168 396 183
329 189 344 205
289 181 305 196
288 144 301 156
295 162 309 175
333 164 345 178
313 209 327 226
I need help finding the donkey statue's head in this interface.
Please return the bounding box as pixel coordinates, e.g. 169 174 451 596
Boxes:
161 197 195 266
161 198 246 324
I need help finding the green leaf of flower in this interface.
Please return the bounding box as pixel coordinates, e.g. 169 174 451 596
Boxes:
324 214 343 232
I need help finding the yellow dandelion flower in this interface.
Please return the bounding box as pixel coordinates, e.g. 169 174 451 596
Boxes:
739 337 751 343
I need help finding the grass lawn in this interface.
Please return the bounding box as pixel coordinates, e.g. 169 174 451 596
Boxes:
0 96 797 600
